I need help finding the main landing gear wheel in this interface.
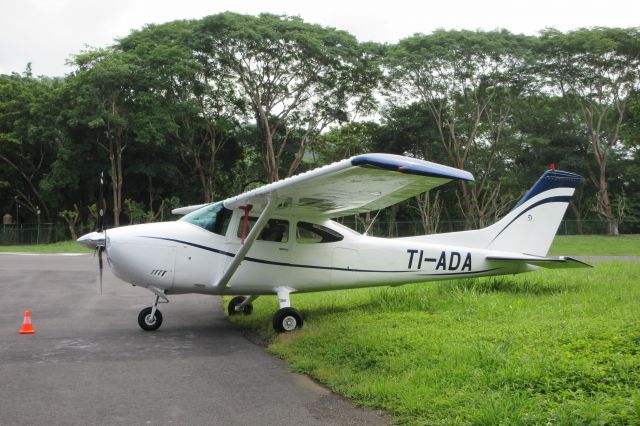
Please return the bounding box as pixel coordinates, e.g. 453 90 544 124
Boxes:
228 296 253 316
138 307 163 331
273 307 303 332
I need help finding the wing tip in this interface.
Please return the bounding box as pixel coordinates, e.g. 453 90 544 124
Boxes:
351 154 474 181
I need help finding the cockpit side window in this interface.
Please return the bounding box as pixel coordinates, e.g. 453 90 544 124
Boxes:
296 222 343 243
179 202 232 236
237 218 289 243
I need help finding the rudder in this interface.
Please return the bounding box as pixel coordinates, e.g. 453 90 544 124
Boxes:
486 170 582 256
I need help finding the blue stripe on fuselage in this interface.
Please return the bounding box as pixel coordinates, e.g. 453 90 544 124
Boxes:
137 236 413 274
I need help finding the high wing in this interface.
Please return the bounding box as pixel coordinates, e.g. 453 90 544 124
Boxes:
223 154 474 217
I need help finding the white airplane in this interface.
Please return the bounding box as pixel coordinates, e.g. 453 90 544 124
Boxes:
77 154 589 332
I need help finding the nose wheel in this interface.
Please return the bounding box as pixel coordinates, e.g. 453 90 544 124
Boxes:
138 306 163 331
227 295 255 316
138 292 168 331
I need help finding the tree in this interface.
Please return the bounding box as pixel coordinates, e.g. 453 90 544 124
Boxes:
119 20 244 203
510 94 599 233
65 49 135 226
67 44 177 225
59 204 80 239
197 13 381 182
0 68 61 220
388 30 534 228
537 28 640 235
312 121 379 164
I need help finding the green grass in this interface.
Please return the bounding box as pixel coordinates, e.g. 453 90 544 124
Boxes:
229 263 640 425
549 235 640 256
0 240 91 253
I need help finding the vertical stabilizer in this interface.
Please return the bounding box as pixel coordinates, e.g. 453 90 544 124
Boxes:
485 170 582 256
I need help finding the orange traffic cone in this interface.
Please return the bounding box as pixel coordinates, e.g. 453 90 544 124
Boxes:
18 310 36 334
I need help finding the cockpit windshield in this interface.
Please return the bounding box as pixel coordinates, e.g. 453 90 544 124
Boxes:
179 201 232 236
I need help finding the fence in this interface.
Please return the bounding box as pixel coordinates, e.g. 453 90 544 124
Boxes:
0 224 92 245
1 219 637 246
1 224 57 245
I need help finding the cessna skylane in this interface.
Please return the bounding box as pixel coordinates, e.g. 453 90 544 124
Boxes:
77 154 589 332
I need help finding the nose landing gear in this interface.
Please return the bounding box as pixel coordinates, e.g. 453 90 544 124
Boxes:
138 290 168 331
227 295 256 316
138 305 163 331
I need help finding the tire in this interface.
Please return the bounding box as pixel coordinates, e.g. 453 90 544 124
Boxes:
273 307 303 332
242 303 253 315
228 296 253 316
138 307 163 331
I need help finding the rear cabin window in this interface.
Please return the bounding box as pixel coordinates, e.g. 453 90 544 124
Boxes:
296 222 343 244
180 202 232 236
237 218 289 243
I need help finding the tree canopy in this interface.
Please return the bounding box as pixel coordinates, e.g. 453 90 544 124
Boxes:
0 14 638 237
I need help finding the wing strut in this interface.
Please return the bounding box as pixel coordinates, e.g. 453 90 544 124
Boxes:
214 197 276 289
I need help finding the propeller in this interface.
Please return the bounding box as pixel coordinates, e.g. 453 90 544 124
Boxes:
96 171 106 294
76 171 108 294
97 244 104 294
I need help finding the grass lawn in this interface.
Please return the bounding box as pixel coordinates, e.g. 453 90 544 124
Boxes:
0 240 91 253
229 263 640 424
549 235 640 256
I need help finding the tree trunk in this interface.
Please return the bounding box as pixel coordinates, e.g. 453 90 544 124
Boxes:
415 192 442 235
598 185 618 236
255 107 279 183
108 135 124 227
594 158 617 235
265 129 279 183
570 202 583 235
387 205 398 238
207 134 216 202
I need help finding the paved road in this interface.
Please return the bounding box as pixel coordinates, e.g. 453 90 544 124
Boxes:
0 254 388 426
575 255 640 263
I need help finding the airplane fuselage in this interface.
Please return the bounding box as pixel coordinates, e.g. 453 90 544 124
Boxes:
105 214 529 296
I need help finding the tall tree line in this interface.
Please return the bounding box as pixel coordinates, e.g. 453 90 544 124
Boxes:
0 14 638 235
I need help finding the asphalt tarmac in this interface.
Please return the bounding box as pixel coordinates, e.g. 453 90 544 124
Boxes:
0 254 388 426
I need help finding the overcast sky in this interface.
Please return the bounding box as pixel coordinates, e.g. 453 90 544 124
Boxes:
1 0 639 77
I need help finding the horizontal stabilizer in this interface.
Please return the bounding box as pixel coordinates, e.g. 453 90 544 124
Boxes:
486 255 592 269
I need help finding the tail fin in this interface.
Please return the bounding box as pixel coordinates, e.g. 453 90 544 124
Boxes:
403 169 583 256
484 170 582 256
